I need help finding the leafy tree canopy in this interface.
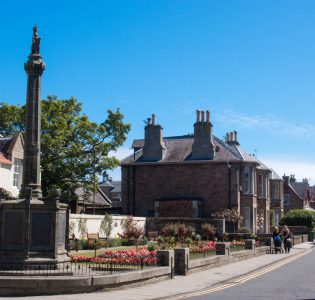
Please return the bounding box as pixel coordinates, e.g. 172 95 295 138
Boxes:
0 96 131 196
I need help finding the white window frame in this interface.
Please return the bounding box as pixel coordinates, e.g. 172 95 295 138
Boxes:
13 158 22 188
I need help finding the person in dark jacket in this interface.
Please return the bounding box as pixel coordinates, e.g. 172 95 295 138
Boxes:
282 225 292 253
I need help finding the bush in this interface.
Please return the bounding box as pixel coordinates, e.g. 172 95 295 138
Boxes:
238 227 251 233
194 234 201 241
279 209 315 230
142 236 148 245
79 239 89 250
185 237 192 246
109 238 122 248
157 236 164 244
147 242 157 252
119 216 144 241
160 223 195 243
201 223 216 240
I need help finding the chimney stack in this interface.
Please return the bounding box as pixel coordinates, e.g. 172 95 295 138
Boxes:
226 130 240 146
142 114 166 161
191 109 215 160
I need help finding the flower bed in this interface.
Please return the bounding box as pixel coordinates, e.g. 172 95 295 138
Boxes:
228 241 245 252
189 241 216 259
70 248 157 266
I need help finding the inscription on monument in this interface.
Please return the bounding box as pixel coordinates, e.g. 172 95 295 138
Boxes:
3 211 24 249
31 212 52 250
57 211 66 247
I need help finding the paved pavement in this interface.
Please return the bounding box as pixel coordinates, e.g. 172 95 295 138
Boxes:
4 242 315 300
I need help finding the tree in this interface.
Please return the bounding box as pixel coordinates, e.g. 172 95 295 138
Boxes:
99 213 113 238
0 96 131 196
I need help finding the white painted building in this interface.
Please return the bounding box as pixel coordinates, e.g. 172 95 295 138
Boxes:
0 133 24 197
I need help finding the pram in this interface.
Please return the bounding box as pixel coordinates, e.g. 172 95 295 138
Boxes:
273 236 284 254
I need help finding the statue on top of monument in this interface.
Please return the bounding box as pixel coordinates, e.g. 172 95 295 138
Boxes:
31 25 41 54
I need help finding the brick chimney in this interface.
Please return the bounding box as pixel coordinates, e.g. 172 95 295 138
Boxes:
142 114 166 161
283 174 289 184
226 130 240 146
191 110 216 160
289 174 296 184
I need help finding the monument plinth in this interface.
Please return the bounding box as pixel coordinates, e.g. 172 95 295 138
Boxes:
0 26 69 267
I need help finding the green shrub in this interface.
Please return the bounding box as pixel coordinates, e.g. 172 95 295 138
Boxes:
109 238 122 248
79 239 89 250
121 238 133 246
238 227 251 233
279 209 315 230
157 236 164 244
142 236 148 245
185 237 192 246
194 234 201 241
147 242 157 252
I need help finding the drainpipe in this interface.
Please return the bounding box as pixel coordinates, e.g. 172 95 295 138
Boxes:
132 165 136 216
227 161 231 209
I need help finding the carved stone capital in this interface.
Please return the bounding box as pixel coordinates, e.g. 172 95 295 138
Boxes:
24 59 45 75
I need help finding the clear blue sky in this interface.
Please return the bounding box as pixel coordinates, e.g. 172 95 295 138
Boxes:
1 0 315 183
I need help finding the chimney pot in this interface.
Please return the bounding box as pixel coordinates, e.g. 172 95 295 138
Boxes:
152 114 156 125
201 111 205 122
230 131 234 141
196 110 200 122
206 110 210 122
234 130 238 142
147 118 151 125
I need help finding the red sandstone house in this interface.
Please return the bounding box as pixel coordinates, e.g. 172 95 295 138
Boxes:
283 175 314 213
121 111 284 233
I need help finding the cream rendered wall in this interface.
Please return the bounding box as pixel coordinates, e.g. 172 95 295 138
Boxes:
0 163 19 197
0 135 24 198
69 214 146 239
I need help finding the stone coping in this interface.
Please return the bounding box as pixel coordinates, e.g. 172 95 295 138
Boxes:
0 267 171 296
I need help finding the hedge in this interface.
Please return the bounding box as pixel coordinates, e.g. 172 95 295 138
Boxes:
279 209 315 229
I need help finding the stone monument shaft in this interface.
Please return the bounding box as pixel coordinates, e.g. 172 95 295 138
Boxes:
22 25 45 198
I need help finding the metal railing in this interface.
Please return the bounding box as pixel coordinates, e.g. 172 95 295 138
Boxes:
0 256 157 277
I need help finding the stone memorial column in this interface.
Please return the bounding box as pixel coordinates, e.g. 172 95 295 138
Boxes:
22 25 45 199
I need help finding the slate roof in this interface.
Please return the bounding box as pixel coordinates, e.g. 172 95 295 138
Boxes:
0 136 14 165
110 181 121 193
290 181 309 200
75 187 112 207
122 135 262 166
